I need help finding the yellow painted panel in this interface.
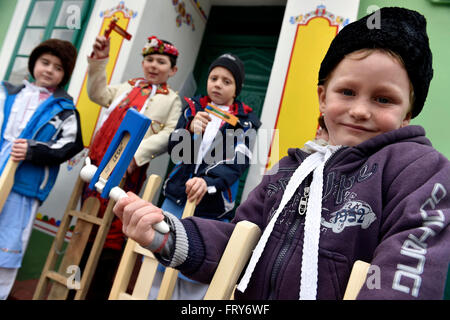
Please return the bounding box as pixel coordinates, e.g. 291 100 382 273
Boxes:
75 12 131 147
267 17 337 170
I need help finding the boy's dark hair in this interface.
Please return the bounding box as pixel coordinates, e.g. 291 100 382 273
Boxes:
160 40 177 67
28 38 77 87
318 7 433 118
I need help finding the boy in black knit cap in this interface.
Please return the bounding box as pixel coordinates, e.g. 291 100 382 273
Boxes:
0 39 83 299
115 7 450 300
162 53 258 215
147 53 260 300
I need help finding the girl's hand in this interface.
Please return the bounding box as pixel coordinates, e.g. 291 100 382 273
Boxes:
92 36 110 59
11 139 28 161
113 192 166 247
189 111 211 134
185 177 207 205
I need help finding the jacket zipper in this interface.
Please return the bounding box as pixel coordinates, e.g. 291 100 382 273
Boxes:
266 146 347 299
268 211 303 299
267 174 311 299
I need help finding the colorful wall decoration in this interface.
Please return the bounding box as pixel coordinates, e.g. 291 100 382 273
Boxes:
172 0 195 30
290 4 351 27
100 0 138 19
266 4 350 170
75 2 137 147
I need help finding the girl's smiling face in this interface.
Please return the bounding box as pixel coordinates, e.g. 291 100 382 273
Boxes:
318 49 412 147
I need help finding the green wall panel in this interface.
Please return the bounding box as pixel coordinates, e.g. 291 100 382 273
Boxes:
358 0 450 160
0 0 18 50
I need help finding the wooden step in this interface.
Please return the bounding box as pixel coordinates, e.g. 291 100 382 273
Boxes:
68 210 103 225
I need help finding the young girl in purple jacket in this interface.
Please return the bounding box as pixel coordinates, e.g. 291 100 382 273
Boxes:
113 7 450 300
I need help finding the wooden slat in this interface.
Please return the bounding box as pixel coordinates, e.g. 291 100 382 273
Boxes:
108 175 162 300
133 243 154 257
0 159 19 213
157 200 196 300
181 200 196 219
33 177 86 300
108 239 139 300
74 196 118 300
131 255 159 299
118 292 134 300
46 271 70 287
204 221 261 300
156 268 179 300
343 260 370 300
47 197 100 300
68 210 103 225
141 175 162 203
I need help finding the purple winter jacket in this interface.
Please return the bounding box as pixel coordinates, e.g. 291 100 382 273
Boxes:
175 125 450 299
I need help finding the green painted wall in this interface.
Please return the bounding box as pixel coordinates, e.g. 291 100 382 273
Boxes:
358 0 450 159
0 0 18 51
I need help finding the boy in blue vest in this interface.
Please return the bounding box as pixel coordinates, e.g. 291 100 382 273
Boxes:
0 39 83 299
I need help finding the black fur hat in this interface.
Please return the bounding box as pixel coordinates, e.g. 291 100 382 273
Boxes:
28 39 78 87
318 7 433 118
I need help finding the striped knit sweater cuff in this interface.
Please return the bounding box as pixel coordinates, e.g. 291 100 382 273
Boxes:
176 218 206 276
158 210 189 268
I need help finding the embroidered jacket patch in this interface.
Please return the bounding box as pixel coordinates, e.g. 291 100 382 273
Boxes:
321 200 376 233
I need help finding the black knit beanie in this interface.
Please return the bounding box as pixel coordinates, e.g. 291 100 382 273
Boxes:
208 53 245 97
318 7 433 118
28 39 78 87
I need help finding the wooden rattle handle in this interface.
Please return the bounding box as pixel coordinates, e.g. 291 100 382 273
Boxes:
0 159 19 214
109 186 170 234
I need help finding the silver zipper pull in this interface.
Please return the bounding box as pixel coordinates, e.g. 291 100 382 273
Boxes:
298 186 309 215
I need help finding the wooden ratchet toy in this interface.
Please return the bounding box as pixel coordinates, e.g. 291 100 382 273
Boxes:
80 108 169 234
205 103 238 126
104 17 132 40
